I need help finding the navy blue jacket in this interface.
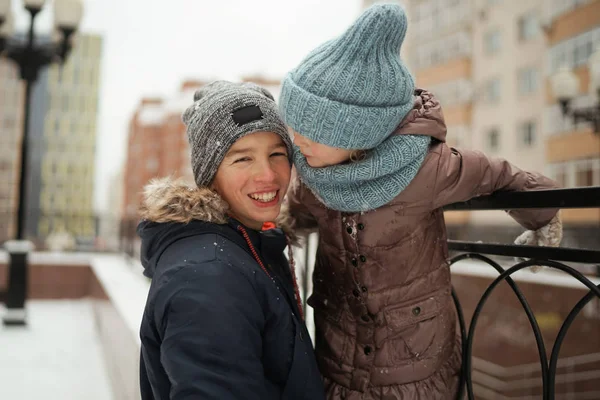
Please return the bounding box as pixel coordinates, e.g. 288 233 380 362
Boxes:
137 216 325 400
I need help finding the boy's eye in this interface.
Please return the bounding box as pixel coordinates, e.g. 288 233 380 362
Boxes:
271 152 288 158
233 157 251 164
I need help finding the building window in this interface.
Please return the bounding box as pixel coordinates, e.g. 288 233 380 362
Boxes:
484 78 501 103
146 158 158 173
518 67 539 95
574 159 599 187
487 128 500 152
519 121 536 146
429 79 473 106
576 168 594 187
555 167 568 187
63 94 70 113
484 30 502 55
550 158 600 188
548 26 600 74
518 13 538 41
414 30 471 70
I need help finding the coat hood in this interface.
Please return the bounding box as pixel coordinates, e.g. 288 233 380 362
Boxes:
137 177 296 278
393 88 447 142
139 177 229 225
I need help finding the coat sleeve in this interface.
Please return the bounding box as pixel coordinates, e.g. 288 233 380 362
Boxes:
432 144 559 230
156 262 268 400
285 171 318 232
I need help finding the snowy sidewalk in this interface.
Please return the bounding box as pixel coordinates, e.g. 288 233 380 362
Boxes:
0 300 114 400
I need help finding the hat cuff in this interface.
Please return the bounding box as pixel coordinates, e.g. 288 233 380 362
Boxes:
279 74 415 150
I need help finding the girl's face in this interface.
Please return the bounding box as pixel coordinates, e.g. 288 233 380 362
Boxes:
292 130 353 168
211 131 291 230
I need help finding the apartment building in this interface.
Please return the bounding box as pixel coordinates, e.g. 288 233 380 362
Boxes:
23 34 104 248
392 0 476 228
0 59 24 244
469 0 548 230
544 0 600 245
122 80 205 224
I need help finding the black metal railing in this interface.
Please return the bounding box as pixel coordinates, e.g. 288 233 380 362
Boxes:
295 186 600 400
445 186 600 400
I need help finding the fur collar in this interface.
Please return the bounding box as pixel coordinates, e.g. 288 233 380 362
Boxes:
139 177 296 240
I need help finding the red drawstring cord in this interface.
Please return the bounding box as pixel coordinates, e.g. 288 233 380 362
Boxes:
285 236 305 321
237 225 305 321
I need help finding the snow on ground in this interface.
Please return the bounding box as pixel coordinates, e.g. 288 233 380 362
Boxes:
0 300 114 400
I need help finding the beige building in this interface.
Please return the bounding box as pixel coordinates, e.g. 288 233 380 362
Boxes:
544 0 600 229
27 33 103 248
469 0 548 227
385 0 477 228
0 59 24 244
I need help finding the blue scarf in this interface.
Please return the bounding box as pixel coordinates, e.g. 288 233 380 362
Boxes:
294 135 431 212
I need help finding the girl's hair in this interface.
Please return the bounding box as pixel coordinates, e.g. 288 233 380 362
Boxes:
349 149 367 163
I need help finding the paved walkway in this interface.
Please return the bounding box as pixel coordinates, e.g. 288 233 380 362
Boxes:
0 300 113 400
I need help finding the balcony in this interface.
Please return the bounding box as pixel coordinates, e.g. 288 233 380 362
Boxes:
545 1 600 46
2 187 599 400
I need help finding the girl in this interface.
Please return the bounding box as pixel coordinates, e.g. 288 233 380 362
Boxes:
279 5 562 400
137 81 325 400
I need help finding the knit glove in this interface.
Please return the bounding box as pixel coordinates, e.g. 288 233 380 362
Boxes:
514 213 563 273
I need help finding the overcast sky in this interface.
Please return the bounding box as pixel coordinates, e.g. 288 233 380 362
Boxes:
11 0 365 212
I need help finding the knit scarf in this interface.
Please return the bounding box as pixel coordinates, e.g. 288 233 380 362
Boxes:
294 134 431 212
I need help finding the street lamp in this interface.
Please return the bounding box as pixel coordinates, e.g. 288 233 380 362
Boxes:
550 49 600 134
0 0 83 326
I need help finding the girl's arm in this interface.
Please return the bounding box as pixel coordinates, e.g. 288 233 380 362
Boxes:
431 144 558 231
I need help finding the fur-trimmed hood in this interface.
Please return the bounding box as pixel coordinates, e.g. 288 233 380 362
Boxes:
139 176 295 236
137 177 297 279
139 177 229 225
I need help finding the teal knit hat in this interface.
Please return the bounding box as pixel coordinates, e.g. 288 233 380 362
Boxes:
279 4 415 150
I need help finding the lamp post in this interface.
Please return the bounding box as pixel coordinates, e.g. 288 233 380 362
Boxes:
550 49 600 134
0 0 83 326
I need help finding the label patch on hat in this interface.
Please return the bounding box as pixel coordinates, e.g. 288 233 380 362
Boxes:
232 105 264 126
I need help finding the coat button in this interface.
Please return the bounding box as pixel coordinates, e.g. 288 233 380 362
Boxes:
358 223 364 230
364 346 373 355
361 314 370 322
412 306 421 316
359 255 367 263
346 227 353 234
361 286 368 293
353 289 360 297
351 258 358 267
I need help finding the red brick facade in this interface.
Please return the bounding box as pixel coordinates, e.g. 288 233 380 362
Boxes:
122 81 207 222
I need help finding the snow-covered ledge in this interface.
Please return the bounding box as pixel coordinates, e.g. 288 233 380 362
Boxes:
88 254 149 400
89 254 149 346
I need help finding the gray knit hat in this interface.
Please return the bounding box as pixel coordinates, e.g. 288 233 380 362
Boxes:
182 81 292 188
279 4 415 150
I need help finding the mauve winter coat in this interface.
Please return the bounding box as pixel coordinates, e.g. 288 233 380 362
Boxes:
287 90 558 399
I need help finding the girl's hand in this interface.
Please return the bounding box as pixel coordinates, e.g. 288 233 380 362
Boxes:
513 213 563 273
